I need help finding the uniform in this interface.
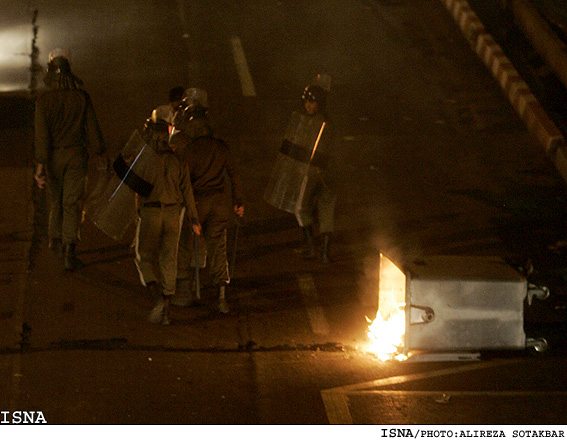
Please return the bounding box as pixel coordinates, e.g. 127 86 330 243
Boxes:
134 117 200 325
34 52 106 270
170 93 244 313
264 80 337 263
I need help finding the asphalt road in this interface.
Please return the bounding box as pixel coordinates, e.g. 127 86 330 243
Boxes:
0 0 566 428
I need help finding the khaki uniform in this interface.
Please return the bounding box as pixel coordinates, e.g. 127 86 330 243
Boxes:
34 88 106 245
134 149 198 297
173 132 244 286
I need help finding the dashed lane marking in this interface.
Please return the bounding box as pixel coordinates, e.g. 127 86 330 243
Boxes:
230 36 256 97
297 273 330 336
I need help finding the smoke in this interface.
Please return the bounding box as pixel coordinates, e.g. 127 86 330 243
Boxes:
354 203 426 312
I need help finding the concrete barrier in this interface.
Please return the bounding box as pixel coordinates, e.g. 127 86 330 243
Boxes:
510 0 567 93
441 0 567 182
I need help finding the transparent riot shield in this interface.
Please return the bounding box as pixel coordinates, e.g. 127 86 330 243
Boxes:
263 111 327 216
84 130 157 241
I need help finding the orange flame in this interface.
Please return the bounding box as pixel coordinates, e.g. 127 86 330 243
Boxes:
367 253 407 361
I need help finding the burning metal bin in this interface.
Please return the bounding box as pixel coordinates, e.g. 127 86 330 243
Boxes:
377 254 549 356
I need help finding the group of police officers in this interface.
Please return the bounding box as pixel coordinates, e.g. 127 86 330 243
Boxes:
33 49 337 324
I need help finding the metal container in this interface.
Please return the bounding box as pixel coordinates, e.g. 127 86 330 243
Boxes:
377 254 548 355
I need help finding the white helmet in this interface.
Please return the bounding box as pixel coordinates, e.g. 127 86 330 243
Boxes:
182 88 208 109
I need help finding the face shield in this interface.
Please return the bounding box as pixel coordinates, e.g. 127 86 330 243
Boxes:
143 117 171 153
171 104 210 138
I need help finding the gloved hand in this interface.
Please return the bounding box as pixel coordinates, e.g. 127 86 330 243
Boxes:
234 204 244 218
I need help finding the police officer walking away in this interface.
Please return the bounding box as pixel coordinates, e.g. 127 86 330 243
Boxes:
264 75 337 264
170 88 244 313
34 48 107 271
134 112 201 325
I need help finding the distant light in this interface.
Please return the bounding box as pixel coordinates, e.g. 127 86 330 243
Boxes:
0 25 33 91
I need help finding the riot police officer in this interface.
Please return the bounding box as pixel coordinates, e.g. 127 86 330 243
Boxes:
170 89 244 313
34 48 107 271
135 112 201 325
264 75 337 263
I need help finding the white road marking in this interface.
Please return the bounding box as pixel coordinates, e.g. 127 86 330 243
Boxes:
321 359 522 424
230 36 257 97
297 273 330 336
344 390 567 397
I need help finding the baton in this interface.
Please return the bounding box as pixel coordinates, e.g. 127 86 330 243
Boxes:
194 232 201 300
230 219 242 279
295 122 326 224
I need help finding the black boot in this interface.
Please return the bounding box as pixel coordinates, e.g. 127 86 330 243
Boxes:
149 294 171 325
321 233 331 264
301 226 317 259
146 281 160 300
63 243 80 271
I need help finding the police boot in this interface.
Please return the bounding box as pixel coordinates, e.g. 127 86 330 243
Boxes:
49 238 63 258
218 284 229 314
171 278 191 307
63 243 81 271
320 233 331 265
149 295 171 325
146 281 160 300
300 226 317 260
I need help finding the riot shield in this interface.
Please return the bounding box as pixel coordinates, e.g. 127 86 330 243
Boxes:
263 111 327 215
84 130 157 241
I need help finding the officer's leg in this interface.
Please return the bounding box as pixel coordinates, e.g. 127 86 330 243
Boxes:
61 152 87 270
206 194 230 313
159 206 183 298
176 216 193 279
46 160 64 255
317 186 337 264
134 208 161 291
137 208 170 325
172 213 194 307
295 181 317 259
150 206 183 324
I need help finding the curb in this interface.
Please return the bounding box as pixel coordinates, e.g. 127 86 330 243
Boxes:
441 0 567 182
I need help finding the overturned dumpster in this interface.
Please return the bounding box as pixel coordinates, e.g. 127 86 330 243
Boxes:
370 254 549 360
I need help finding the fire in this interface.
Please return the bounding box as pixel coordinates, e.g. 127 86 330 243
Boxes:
366 253 408 361
366 299 406 361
